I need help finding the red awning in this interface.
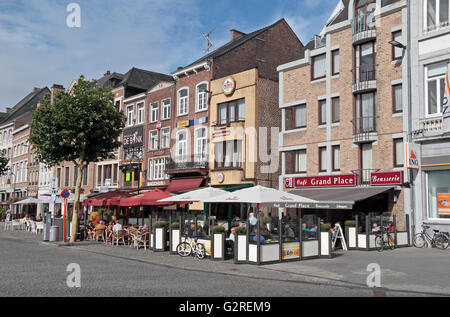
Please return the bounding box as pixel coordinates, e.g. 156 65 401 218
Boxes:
84 191 133 207
166 178 204 193
119 189 177 207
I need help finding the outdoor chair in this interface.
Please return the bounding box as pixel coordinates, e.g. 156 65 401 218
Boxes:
30 221 37 234
4 221 11 231
127 227 140 247
26 220 32 232
12 220 21 231
94 228 106 242
134 232 150 250
112 229 127 246
36 222 44 234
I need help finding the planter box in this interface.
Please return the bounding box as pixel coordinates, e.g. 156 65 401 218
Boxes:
302 240 319 258
170 228 180 254
345 227 357 249
212 233 225 261
234 234 247 264
153 227 167 252
320 231 332 258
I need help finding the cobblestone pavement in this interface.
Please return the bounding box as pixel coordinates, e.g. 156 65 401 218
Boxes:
1 223 449 297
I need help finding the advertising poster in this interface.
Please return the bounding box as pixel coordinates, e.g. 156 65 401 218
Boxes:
438 194 450 215
282 242 300 260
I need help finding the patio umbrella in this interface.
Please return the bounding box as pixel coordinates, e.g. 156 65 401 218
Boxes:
119 189 178 207
202 185 318 207
13 197 41 205
157 187 229 203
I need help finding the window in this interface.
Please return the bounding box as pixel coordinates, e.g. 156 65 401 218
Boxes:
319 147 327 173
161 99 171 120
217 99 245 125
394 139 404 168
161 127 171 149
176 130 188 162
73 166 78 186
427 170 450 220
295 150 307 173
196 83 208 112
64 166 70 187
215 140 242 169
137 103 145 124
97 165 102 186
355 41 376 82
312 54 326 80
150 103 159 123
426 62 447 116
392 31 403 60
319 100 327 125
113 164 118 185
356 92 377 133
332 50 340 75
57 168 61 187
149 130 159 151
195 127 208 162
332 97 340 123
178 88 189 116
82 166 88 186
149 158 168 181
127 105 134 126
332 145 340 171
425 0 450 32
393 84 403 113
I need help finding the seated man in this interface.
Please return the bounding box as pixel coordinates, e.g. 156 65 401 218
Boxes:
252 234 266 244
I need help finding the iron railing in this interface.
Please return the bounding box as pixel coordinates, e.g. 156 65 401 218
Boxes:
352 15 376 35
352 169 381 186
166 155 209 171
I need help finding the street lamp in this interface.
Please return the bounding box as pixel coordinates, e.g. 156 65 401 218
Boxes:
7 169 16 219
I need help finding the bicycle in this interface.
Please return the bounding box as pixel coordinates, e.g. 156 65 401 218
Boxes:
374 226 395 252
414 225 449 250
176 235 207 260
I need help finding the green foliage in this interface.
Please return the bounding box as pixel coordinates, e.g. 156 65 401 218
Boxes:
344 220 356 227
234 227 247 235
29 75 126 168
99 208 112 222
212 226 226 233
0 207 6 220
320 224 331 231
262 217 272 224
170 222 180 229
0 150 9 177
155 221 167 228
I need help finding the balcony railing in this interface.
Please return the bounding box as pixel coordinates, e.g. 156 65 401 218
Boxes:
421 117 443 133
352 15 376 44
313 35 326 49
352 64 376 93
352 169 381 186
425 21 450 33
166 155 209 172
352 116 378 143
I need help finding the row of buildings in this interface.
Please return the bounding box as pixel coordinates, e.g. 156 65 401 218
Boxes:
1 0 449 232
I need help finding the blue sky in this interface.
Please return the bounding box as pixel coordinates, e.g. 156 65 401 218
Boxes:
0 0 338 111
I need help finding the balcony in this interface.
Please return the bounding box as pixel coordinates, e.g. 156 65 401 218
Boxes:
352 16 376 45
351 116 378 143
313 35 326 49
352 169 381 186
165 155 209 175
413 117 446 141
352 65 377 94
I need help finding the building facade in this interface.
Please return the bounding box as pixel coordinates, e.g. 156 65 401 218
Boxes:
278 0 410 229
410 0 450 231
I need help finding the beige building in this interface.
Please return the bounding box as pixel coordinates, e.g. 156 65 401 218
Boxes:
278 0 411 230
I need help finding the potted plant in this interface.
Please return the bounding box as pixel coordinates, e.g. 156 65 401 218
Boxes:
320 224 331 232
154 221 168 252
212 226 226 261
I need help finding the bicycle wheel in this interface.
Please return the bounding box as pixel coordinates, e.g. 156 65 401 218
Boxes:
413 234 426 248
195 243 206 260
375 235 384 252
435 234 450 250
177 242 192 257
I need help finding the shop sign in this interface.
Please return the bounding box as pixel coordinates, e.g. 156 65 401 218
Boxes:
213 130 230 138
405 142 420 170
177 120 190 128
123 126 144 149
282 243 300 260
147 181 165 187
222 77 236 96
370 171 403 186
438 193 450 215
285 174 356 188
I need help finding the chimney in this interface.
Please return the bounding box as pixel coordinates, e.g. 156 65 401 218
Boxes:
33 87 40 93
104 70 111 76
230 29 246 41
51 84 65 105
6 107 11 113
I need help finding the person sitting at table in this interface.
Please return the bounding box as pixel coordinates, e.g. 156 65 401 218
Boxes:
106 221 115 242
139 224 149 235
310 225 318 232
229 227 236 242
35 214 42 222
301 223 310 232
85 221 95 240
252 234 266 244
283 224 295 241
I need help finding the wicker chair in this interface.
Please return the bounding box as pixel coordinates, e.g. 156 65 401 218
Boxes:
127 227 140 247
94 228 106 242
112 229 127 246
135 232 150 250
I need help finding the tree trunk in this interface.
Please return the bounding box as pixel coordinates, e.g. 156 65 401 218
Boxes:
70 163 84 243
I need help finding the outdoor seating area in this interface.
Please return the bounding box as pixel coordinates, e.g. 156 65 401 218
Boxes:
4 214 45 235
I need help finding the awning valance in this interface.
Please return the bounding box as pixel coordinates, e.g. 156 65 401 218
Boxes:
166 177 204 193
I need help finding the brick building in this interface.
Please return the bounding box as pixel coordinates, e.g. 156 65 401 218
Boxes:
278 0 410 230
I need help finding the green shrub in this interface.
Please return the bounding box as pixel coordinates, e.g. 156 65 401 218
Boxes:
170 222 180 229
0 207 6 220
212 226 226 233
344 220 356 227
235 227 247 234
154 221 167 228
320 224 331 231
262 217 272 224
99 208 112 222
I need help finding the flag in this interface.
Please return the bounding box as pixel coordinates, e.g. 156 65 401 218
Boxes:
443 64 450 133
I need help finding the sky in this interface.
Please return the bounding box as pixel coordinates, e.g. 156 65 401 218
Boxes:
0 0 338 111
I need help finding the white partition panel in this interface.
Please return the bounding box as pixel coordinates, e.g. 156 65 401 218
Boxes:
237 235 247 261
397 232 409 246
214 234 223 259
171 229 180 252
358 234 366 249
261 244 280 262
150 233 154 248
369 234 376 249
320 232 330 256
155 228 164 249
302 240 319 257
248 244 258 263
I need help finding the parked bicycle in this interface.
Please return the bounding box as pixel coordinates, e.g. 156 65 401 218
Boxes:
176 235 207 260
374 226 395 252
413 225 449 250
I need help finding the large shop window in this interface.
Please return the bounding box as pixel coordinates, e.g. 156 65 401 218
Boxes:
427 170 450 220
426 62 447 116
217 98 245 126
425 0 450 32
214 140 242 169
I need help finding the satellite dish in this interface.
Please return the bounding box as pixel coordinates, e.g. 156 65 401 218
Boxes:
202 28 215 53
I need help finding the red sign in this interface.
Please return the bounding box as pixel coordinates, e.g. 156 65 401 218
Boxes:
286 175 356 188
370 171 403 186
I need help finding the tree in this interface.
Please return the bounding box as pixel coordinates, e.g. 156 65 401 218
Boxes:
29 76 126 242
0 150 9 177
